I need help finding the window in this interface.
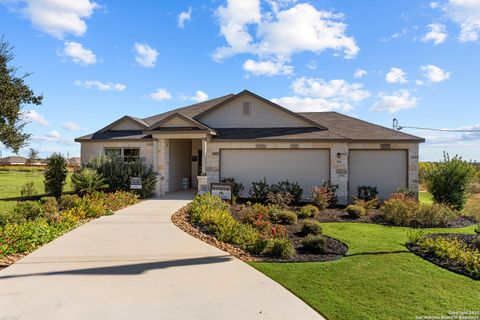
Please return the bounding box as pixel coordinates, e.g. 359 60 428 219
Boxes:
242 101 251 115
104 148 140 162
105 148 121 159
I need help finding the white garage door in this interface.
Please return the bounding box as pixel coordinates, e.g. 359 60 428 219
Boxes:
349 150 407 200
220 149 330 199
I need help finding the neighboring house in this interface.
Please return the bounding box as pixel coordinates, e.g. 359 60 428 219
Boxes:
67 157 81 167
75 90 424 204
0 156 27 165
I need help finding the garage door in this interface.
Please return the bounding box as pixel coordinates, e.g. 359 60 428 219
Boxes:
220 149 330 199
349 150 407 201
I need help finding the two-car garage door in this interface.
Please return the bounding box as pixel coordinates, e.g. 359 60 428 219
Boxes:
220 149 330 198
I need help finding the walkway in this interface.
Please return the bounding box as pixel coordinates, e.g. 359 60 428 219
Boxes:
0 191 322 320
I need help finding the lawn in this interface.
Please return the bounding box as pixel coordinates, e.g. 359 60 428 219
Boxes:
251 222 480 320
0 170 73 199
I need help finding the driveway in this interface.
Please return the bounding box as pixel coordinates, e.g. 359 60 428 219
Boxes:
0 191 323 320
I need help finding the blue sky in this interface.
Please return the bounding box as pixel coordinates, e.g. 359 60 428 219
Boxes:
1 0 479 161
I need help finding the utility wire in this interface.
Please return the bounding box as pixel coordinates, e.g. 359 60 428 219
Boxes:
392 118 480 132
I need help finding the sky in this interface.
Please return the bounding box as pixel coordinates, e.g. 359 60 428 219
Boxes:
0 0 479 161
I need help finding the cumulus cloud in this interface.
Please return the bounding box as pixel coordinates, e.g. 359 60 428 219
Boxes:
74 80 126 91
272 77 370 112
353 69 367 79
385 67 408 84
420 64 451 83
178 7 192 28
62 41 97 65
190 90 209 102
23 110 49 126
62 121 80 131
3 0 98 39
214 1 358 68
421 23 447 45
435 0 480 42
243 59 293 76
371 90 418 113
149 88 172 101
33 130 74 145
134 43 159 68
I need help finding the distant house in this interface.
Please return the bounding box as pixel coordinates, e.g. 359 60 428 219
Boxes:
67 157 81 167
0 156 27 165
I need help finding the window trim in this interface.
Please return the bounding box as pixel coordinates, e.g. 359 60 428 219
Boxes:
104 147 140 162
242 101 251 115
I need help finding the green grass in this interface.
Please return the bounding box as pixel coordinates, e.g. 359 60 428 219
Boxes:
0 170 72 199
419 191 433 204
251 223 480 320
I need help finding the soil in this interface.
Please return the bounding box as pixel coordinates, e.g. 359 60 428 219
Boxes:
0 254 25 271
407 233 480 280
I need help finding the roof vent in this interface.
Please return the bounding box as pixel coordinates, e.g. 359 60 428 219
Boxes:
242 102 251 115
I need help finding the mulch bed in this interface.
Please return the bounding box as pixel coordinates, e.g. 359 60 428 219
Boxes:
171 204 348 263
407 233 480 280
0 254 25 271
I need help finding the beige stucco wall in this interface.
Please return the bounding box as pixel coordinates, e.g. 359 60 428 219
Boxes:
109 118 146 131
197 96 313 128
79 141 154 166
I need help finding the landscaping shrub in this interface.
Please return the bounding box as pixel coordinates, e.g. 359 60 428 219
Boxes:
40 197 60 222
301 235 327 254
298 204 319 219
88 156 157 198
301 220 323 235
220 177 244 200
311 183 337 210
248 178 271 203
59 194 81 210
353 198 378 211
468 182 480 195
0 210 24 227
237 203 269 224
414 203 456 226
275 210 297 225
270 180 303 204
13 201 44 221
20 181 37 198
461 197 480 222
261 238 295 259
357 185 378 201
266 191 293 208
381 197 418 226
475 226 480 234
75 191 139 218
396 185 417 199
44 153 68 198
71 167 108 196
424 153 477 210
345 205 366 218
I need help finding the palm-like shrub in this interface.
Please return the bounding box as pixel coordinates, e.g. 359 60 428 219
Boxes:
44 153 67 198
71 168 109 195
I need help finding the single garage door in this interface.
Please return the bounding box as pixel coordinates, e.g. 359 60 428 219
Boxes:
220 149 330 199
349 150 407 200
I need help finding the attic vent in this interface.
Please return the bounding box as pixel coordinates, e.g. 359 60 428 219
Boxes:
242 102 251 115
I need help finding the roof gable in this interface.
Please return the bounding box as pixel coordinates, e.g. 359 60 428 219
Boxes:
98 116 148 132
146 113 213 131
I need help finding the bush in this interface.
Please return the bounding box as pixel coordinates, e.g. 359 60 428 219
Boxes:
462 197 480 222
248 178 270 203
270 180 303 204
76 191 139 218
475 226 480 234
276 210 297 225
0 210 24 227
345 205 366 218
468 182 480 195
59 194 81 210
298 204 319 219
414 203 456 226
301 235 326 254
40 197 60 222
20 181 37 198
237 203 269 224
357 185 378 201
220 177 244 200
71 167 108 195
13 201 44 221
396 185 417 199
261 238 295 259
88 156 157 198
266 191 293 208
424 153 477 210
301 220 323 235
381 197 418 226
353 198 379 211
44 153 68 198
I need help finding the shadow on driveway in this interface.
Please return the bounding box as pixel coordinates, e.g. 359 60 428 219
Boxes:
0 255 231 280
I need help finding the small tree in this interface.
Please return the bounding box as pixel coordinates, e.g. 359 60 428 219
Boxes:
27 148 38 164
71 167 108 196
424 152 477 210
44 153 67 198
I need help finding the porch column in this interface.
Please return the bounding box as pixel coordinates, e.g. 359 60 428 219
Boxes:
197 137 209 194
201 138 207 174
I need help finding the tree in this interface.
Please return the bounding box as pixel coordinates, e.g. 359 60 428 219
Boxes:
27 148 38 164
0 36 43 152
44 153 67 198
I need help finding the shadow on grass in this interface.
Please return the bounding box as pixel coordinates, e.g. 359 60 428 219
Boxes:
0 255 231 280
345 250 410 257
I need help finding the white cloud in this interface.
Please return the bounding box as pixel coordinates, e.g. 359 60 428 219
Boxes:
385 67 408 84
421 23 447 45
442 0 480 42
420 64 451 82
149 88 172 101
134 43 159 68
74 80 126 91
62 41 97 65
33 131 74 145
178 7 192 28
353 69 367 79
23 110 49 126
5 0 98 39
214 1 358 66
190 90 209 102
243 58 293 76
272 77 370 112
371 89 418 113
46 130 61 139
62 121 80 131
430 2 440 9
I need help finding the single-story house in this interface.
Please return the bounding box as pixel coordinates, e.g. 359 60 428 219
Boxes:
0 156 27 165
75 90 424 204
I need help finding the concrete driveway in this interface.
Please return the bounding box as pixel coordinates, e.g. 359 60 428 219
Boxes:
0 191 323 320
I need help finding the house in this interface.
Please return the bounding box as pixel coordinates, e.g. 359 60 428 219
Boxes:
75 90 424 204
0 156 27 165
67 157 81 167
